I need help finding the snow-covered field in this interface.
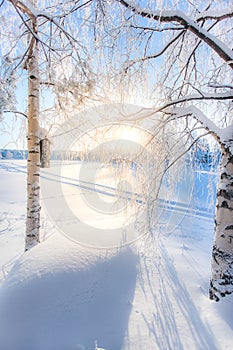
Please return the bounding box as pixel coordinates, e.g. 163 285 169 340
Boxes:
0 160 232 350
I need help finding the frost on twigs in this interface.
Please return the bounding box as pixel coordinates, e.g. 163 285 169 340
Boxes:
49 61 95 114
0 56 17 119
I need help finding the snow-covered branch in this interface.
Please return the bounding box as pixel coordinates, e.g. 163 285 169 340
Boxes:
196 7 233 22
119 1 233 68
208 84 233 90
9 0 38 18
0 58 17 120
154 92 233 112
8 0 81 51
164 105 232 152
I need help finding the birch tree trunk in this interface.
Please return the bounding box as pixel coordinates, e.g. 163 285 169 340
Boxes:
210 147 233 300
25 35 41 251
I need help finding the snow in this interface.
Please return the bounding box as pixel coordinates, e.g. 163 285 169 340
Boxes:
35 127 49 140
120 3 233 61
220 124 233 154
166 106 221 136
164 106 233 152
195 6 233 21
221 124 233 142
16 0 39 18
0 160 232 350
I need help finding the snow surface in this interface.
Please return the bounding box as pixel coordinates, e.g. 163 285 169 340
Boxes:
0 160 232 350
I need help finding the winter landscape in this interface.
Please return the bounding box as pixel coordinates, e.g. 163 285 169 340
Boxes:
0 0 233 349
0 156 232 350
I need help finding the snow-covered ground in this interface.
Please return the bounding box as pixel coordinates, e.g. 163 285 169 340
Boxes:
0 160 232 350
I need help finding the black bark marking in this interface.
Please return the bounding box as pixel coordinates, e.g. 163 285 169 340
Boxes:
221 200 228 208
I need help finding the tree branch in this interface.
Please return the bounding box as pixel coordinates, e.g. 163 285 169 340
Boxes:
129 24 184 32
155 91 233 112
3 110 28 119
118 1 233 68
10 0 37 18
209 84 233 90
196 8 233 22
163 106 229 150
154 130 210 201
125 30 185 70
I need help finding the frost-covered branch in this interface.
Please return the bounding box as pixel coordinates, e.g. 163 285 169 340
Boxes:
44 0 93 19
0 57 17 120
154 129 210 200
3 110 28 118
8 0 37 18
8 0 78 51
196 7 233 22
118 1 233 68
163 105 233 152
156 92 233 111
208 84 233 90
125 30 185 70
129 24 184 32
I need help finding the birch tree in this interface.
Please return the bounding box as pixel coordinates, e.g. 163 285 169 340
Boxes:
94 0 233 300
0 0 232 301
0 0 96 250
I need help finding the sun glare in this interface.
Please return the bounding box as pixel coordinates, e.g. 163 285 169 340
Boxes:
70 123 151 156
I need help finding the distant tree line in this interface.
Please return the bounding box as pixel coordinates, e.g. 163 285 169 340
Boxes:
0 146 221 171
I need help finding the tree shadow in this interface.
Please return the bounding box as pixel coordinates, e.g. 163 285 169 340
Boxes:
136 240 219 350
0 247 138 350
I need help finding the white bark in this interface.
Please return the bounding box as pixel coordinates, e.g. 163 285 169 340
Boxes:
4 0 94 250
25 33 41 251
159 106 233 300
210 148 233 300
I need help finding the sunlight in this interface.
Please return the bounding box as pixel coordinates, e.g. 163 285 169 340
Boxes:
71 123 151 154
116 125 141 141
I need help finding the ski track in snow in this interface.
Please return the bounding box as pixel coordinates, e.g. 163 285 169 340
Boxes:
0 160 215 219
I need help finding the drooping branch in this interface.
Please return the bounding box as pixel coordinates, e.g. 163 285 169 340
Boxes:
9 0 91 78
9 2 57 54
8 0 81 50
153 130 210 201
3 110 28 118
163 105 232 152
125 29 185 70
156 91 233 111
118 1 233 68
